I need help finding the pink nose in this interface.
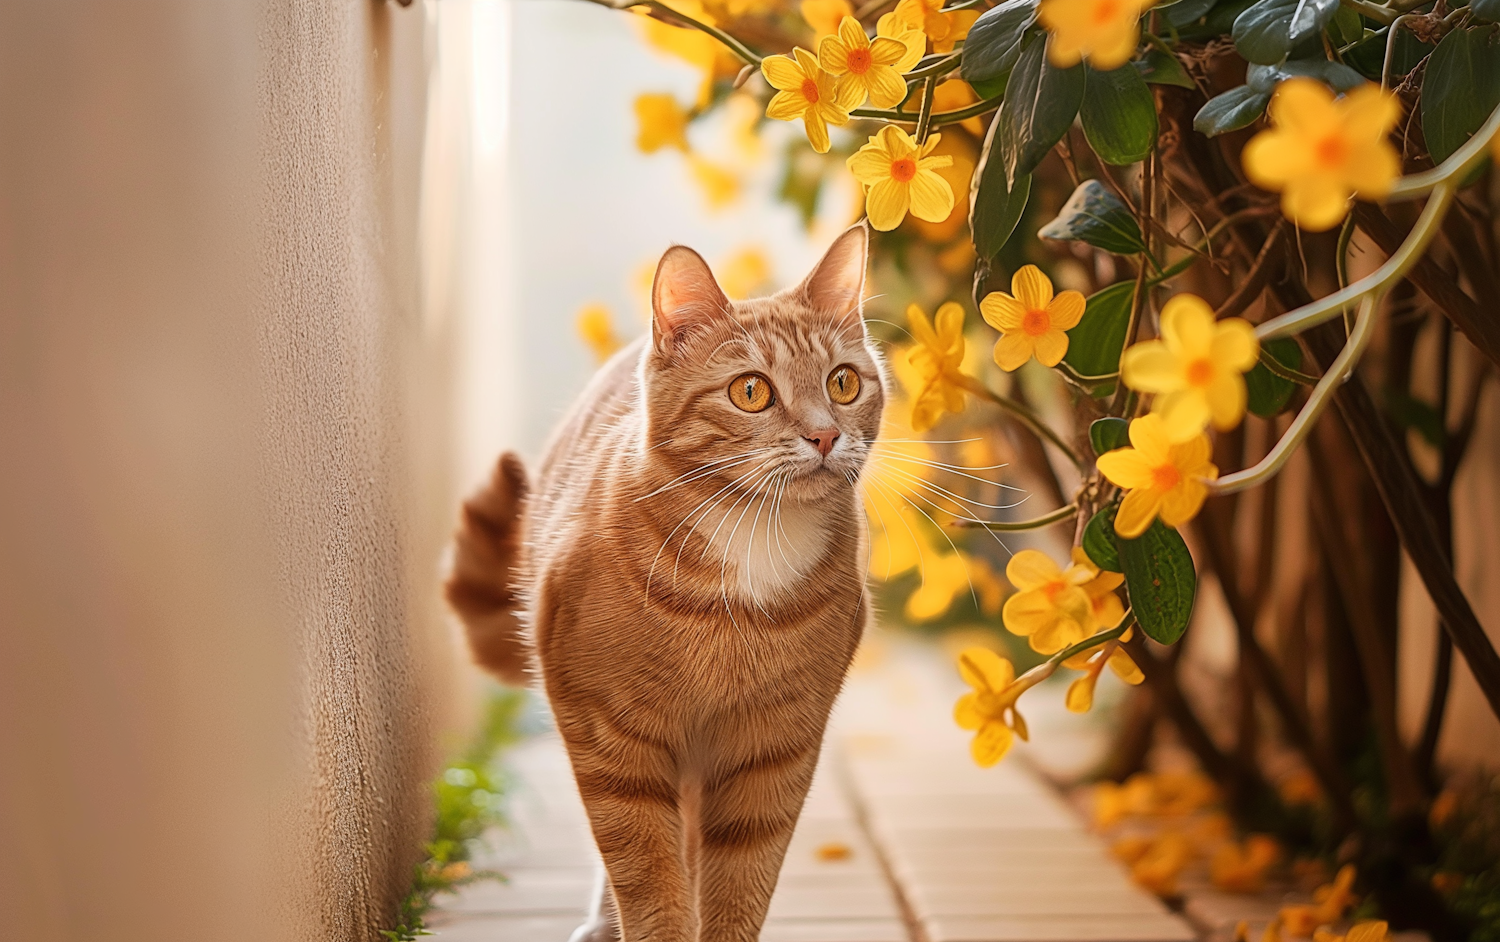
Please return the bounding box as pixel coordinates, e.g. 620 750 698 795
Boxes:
804 427 840 457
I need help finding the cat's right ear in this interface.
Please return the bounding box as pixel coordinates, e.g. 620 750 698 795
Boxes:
651 245 730 358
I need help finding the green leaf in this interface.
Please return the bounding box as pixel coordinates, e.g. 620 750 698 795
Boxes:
1117 519 1197 645
1475 0 1500 23
1247 57 1366 92
1384 387 1446 447
1163 0 1219 26
972 115 1034 261
1090 417 1131 455
1327 5 1363 47
970 74 1008 99
1194 85 1272 136
1039 179 1146 254
961 0 1041 84
1422 26 1500 166
1135 47 1196 87
1081 63 1160 164
1083 504 1124 573
1245 337 1302 418
1344 26 1433 81
997 33 1086 186
1064 280 1136 379
1232 0 1340 65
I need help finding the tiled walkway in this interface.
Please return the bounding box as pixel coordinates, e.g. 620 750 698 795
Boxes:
427 642 1197 942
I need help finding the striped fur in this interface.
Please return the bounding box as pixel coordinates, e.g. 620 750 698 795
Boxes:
446 226 883 942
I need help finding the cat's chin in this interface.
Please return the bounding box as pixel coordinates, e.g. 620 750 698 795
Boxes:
786 462 858 499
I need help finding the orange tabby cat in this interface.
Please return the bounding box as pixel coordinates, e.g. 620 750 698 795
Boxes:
445 225 883 942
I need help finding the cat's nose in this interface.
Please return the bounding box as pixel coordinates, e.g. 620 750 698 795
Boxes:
804 427 840 457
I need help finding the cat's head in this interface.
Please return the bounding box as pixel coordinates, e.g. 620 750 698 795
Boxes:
641 224 885 504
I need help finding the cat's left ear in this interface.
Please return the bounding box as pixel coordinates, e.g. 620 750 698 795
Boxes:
797 223 868 318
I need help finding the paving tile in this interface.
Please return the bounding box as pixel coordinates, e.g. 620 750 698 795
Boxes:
437 871 593 915
766 883 901 920
906 884 1170 918
760 919 911 942
923 913 1199 942
424 912 583 941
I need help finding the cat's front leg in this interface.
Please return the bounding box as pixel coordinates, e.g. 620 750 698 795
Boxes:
696 739 821 942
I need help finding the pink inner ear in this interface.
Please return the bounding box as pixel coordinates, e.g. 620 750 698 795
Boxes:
802 225 868 316
652 246 729 345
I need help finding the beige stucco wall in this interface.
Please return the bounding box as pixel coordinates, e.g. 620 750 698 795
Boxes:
0 3 464 940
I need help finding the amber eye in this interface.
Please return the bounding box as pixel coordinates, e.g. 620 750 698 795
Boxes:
827 365 861 405
728 373 774 413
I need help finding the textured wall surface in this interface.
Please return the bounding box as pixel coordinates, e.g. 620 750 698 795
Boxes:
0 3 461 941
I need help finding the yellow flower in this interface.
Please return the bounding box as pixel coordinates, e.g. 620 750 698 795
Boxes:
1210 835 1282 894
1038 0 1154 69
1064 627 1142 713
1122 831 1192 896
634 93 691 153
801 0 854 41
906 550 970 621
688 154 740 209
576 304 622 363
819 16 913 109
848 126 956 231
969 556 1007 616
637 0 739 107
1280 865 1359 937
906 301 970 430
1096 414 1218 538
979 264 1086 370
718 246 771 299
953 647 1030 766
1242 78 1401 232
1314 923 1390 942
1120 293 1260 441
1001 549 1094 654
762 47 859 154
876 11 927 71
894 0 980 53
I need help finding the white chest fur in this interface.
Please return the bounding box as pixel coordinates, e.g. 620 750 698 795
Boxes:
698 492 832 603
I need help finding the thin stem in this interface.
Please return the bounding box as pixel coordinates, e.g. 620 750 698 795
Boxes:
956 375 1086 468
852 94 1003 125
1212 292 1380 494
1258 347 1321 386
905 52 963 83
1257 182 1455 340
953 502 1079 531
1343 0 1397 24
1382 13 1416 89
579 0 763 64
1389 99 1500 200
915 76 938 143
1013 616 1134 690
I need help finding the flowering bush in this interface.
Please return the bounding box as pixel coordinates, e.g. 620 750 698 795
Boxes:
579 0 1500 932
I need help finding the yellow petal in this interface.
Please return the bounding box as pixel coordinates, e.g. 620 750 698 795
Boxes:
1005 548 1064 590
1011 264 1054 310
837 14 869 49
866 64 910 109
1109 648 1145 684
980 292 1028 332
1030 615 1087 655
848 142 894 183
1003 590 1059 637
819 35 851 72
1206 371 1247 430
1087 19 1141 70
869 36 909 66
1346 923 1389 942
766 89 807 122
833 73 867 112
1126 413 1172 462
1169 432 1215 476
761 54 806 90
1096 448 1156 489
906 302 937 348
1211 317 1260 371
1120 340 1181 393
908 168 956 222
954 691 986 730
866 177 909 230
1032 328 1070 367
1048 290 1086 330
1282 175 1350 232
792 45 821 76
993 331 1035 370
957 646 1014 692
1154 388 1213 442
1344 138 1401 199
1114 486 1165 538
1066 674 1098 713
1269 78 1338 135
804 111 832 153
971 721 1014 767
1161 293 1214 357
1158 478 1208 529
934 301 966 342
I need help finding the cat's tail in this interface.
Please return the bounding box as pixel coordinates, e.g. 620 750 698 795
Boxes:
445 452 533 686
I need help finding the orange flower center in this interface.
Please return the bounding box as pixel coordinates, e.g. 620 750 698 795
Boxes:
801 77 820 103
890 157 917 182
847 47 872 74
1092 0 1122 23
1022 308 1051 336
1042 580 1065 601
1151 462 1181 490
1314 133 1346 168
1186 357 1214 387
